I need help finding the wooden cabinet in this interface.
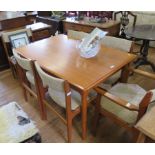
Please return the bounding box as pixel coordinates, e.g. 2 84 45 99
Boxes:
0 37 8 70
63 18 120 36
26 22 52 41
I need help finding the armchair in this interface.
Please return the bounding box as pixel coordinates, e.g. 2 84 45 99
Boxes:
93 68 155 142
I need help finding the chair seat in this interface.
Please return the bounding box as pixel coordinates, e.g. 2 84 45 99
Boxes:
109 83 146 106
26 71 35 85
48 88 96 110
100 83 147 124
0 102 39 143
105 71 121 84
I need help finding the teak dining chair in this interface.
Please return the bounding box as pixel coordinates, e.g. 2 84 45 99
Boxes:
2 28 32 78
34 61 96 142
135 103 155 143
100 36 134 89
93 68 155 142
12 49 44 120
67 30 88 40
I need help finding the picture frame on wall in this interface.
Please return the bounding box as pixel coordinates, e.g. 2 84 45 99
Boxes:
9 32 30 48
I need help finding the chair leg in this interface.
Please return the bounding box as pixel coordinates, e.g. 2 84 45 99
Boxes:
66 113 73 143
22 87 28 102
10 64 16 79
40 101 47 120
92 108 101 136
92 94 102 136
136 132 146 143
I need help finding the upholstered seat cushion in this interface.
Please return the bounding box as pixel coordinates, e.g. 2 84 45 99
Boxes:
99 71 121 90
100 83 147 124
109 83 146 106
48 88 96 110
0 102 38 143
104 71 121 85
101 96 138 124
26 71 35 85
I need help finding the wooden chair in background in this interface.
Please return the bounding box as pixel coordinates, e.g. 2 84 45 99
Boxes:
12 49 44 120
93 68 155 142
67 29 88 40
114 11 137 38
2 28 32 78
34 61 96 142
100 36 134 89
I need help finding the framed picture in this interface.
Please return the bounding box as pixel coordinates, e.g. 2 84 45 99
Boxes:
9 32 30 48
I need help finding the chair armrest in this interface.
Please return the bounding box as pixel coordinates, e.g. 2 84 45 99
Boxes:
94 86 139 111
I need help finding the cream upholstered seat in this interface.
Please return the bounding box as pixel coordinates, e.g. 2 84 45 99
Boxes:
0 102 40 143
100 83 147 124
34 61 96 142
67 30 88 40
100 36 133 89
2 28 32 78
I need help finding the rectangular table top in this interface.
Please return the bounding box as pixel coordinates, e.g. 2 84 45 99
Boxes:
16 34 136 91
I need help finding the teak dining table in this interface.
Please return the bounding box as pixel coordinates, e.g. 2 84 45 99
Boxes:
16 34 136 140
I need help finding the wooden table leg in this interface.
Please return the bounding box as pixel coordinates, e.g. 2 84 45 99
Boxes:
81 90 89 140
120 64 130 83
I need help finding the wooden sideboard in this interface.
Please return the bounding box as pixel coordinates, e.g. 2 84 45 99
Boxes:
0 22 52 71
63 18 120 36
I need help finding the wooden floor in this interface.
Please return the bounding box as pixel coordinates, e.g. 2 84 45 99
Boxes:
0 45 155 143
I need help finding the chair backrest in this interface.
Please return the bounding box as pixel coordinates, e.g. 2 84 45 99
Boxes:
35 61 64 90
2 28 32 58
35 61 67 108
67 30 88 40
12 49 32 71
101 36 133 52
114 11 137 27
2 28 32 43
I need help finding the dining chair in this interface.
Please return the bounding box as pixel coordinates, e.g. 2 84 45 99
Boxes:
34 61 96 142
67 30 88 40
100 36 134 89
2 28 33 78
135 104 155 143
93 68 155 142
12 49 44 120
114 11 137 38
